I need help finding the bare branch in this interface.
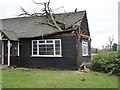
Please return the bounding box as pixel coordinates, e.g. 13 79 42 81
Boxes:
19 7 32 16
109 35 114 50
19 0 63 31
32 0 44 5
36 21 59 31
56 20 66 25
20 7 27 13
52 6 64 12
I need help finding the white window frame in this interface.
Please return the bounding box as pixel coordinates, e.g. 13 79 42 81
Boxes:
17 42 20 56
82 40 89 56
32 39 62 57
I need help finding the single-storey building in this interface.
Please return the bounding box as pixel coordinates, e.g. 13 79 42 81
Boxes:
0 11 91 70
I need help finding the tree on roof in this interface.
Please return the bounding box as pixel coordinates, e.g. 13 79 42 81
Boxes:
19 0 65 31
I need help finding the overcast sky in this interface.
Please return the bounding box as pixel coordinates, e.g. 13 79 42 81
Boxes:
0 0 119 49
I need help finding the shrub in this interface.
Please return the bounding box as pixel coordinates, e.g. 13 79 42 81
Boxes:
91 51 120 76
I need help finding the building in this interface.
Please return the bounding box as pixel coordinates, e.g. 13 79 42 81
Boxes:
0 11 91 70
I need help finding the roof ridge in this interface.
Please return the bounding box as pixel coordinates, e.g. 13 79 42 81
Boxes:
1 10 86 20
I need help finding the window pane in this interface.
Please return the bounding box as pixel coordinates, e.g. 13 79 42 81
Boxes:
56 51 60 55
82 41 88 56
39 40 45 43
55 40 60 55
46 44 54 55
33 41 37 44
46 40 53 43
39 52 46 55
55 47 60 55
55 40 60 44
33 41 37 55
33 51 37 54
82 46 86 55
55 44 60 47
39 45 46 55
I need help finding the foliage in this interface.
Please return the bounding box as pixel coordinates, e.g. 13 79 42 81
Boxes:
118 50 120 58
112 43 117 51
2 68 118 88
117 42 120 57
91 51 120 76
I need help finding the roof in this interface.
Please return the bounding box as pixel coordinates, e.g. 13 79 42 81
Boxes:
0 11 86 38
0 29 18 41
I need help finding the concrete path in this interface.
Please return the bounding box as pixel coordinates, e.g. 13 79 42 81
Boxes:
0 64 8 70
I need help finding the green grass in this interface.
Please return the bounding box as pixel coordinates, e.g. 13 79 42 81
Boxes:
2 68 118 88
0 70 2 89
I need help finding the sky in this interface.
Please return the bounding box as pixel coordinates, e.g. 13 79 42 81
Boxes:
0 0 119 49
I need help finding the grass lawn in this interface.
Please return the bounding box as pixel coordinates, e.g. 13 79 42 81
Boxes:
0 70 2 89
2 68 118 88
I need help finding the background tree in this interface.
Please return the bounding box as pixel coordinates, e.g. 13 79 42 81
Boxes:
109 35 114 51
112 43 117 51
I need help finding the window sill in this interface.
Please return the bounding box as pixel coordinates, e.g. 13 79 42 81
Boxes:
82 55 89 57
31 55 62 57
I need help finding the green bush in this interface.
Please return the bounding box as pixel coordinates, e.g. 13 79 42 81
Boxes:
118 50 120 57
91 51 120 76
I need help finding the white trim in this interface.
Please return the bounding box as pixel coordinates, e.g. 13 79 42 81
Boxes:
59 39 62 56
0 32 1 40
8 40 10 66
53 40 56 55
18 42 19 56
0 39 8 40
32 39 62 57
31 55 62 57
32 41 33 56
1 43 4 64
37 40 39 55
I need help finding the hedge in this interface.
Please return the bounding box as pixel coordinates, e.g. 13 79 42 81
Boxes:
91 51 120 76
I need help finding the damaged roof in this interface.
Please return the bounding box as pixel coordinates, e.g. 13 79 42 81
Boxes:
0 11 87 38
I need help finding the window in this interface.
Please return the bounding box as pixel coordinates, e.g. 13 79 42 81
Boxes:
82 40 89 56
32 39 62 57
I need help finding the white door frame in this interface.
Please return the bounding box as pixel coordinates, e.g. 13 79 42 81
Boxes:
0 31 11 66
2 41 4 65
8 40 10 66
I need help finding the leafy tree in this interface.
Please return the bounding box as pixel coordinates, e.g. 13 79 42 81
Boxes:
117 42 120 57
112 43 117 51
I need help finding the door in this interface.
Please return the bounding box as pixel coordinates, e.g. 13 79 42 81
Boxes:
4 41 18 65
10 41 18 56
